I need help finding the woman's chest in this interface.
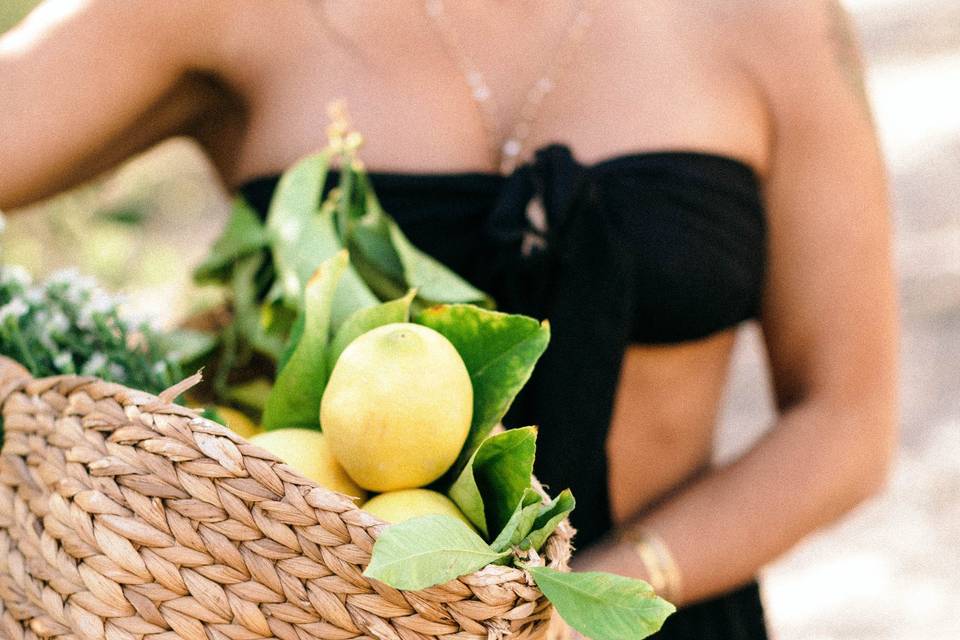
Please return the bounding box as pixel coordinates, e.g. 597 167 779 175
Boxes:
218 2 770 183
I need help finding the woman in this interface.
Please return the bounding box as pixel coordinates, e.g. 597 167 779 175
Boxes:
0 1 898 637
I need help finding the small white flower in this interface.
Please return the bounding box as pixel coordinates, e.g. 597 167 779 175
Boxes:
0 298 28 324
48 268 98 306
38 330 56 352
87 291 115 316
152 361 169 377
24 286 44 306
47 309 70 335
47 267 81 288
108 363 125 380
53 352 74 372
81 352 107 376
0 265 31 288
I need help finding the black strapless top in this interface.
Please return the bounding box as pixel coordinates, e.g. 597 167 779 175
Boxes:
240 144 766 547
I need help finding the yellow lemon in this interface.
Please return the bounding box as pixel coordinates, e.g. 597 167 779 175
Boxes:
363 489 473 528
249 429 366 503
321 323 472 492
214 405 261 440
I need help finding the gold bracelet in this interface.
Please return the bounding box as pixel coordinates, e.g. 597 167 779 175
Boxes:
618 527 683 603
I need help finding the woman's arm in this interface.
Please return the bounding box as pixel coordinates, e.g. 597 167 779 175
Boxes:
575 0 898 606
0 0 228 210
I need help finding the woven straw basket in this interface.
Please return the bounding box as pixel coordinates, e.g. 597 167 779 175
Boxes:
0 356 574 640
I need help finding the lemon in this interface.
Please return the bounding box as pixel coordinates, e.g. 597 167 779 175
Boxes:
214 405 261 440
249 429 366 503
320 323 472 492
363 489 473 528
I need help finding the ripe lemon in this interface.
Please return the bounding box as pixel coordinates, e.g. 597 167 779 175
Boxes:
320 323 472 492
214 405 261 440
249 429 366 503
363 489 473 528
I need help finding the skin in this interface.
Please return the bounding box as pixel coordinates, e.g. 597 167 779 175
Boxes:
0 0 897 610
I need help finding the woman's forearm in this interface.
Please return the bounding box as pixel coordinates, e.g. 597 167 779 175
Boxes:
574 396 896 606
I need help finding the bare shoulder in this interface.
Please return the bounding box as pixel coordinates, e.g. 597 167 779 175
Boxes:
711 0 872 121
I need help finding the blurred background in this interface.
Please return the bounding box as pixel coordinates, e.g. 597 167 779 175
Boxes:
1 1 957 638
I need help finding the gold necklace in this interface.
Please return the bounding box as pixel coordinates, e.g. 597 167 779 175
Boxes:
425 0 593 175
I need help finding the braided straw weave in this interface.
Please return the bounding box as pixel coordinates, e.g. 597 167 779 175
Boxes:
0 356 574 640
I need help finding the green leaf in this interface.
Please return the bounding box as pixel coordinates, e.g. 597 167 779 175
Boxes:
388 222 489 305
416 305 550 474
265 152 332 303
327 290 415 373
156 329 218 367
276 309 306 373
262 252 347 430
448 427 537 537
232 253 285 360
364 515 511 591
523 489 575 552
194 197 268 283
528 567 675 640
226 378 273 413
350 224 405 282
345 184 490 308
265 152 377 323
490 488 543 552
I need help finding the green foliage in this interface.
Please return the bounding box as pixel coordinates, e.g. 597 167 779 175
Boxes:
528 567 675 640
490 488 543 552
193 145 493 410
524 489 575 552
363 515 511 591
194 198 267 283
0 266 179 392
265 152 377 325
261 252 346 431
448 427 537 537
385 207 489 306
225 378 272 412
415 304 550 475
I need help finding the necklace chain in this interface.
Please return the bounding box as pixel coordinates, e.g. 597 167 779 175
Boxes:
425 0 592 174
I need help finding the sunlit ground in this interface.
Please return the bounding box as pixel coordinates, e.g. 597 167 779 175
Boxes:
2 1 958 638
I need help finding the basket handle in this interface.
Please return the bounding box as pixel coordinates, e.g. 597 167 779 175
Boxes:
0 356 32 408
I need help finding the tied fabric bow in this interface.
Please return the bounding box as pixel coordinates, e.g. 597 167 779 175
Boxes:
482 144 589 318
480 144 637 547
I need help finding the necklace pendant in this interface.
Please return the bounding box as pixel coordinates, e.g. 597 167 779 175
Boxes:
500 138 523 174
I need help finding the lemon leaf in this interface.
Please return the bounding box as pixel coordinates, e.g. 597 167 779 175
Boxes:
194 197 267 284
364 515 511 591
447 427 537 538
522 489 575 552
490 488 543 552
265 152 377 326
344 174 490 308
387 222 489 305
262 252 347 430
529 567 675 640
226 378 272 413
415 305 550 476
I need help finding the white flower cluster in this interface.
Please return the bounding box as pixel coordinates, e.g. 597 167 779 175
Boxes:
0 265 178 392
